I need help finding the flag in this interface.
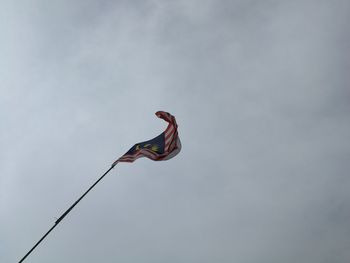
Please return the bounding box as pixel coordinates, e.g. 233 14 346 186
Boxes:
112 111 181 166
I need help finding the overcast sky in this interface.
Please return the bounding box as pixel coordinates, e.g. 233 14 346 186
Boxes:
1 0 350 262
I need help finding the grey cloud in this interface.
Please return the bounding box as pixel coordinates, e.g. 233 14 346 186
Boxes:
1 0 349 262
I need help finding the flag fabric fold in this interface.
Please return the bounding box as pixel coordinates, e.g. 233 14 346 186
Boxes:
112 111 181 166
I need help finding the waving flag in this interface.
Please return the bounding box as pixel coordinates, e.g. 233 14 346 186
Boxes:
18 112 181 263
112 111 181 166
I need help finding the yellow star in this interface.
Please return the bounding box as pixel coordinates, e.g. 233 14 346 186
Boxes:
151 145 159 152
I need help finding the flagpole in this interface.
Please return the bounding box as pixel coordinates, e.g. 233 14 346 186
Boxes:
18 164 117 263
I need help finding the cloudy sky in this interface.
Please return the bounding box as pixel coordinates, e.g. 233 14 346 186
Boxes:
1 0 350 262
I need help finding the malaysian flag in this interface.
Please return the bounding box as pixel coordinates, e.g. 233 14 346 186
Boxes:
112 111 181 166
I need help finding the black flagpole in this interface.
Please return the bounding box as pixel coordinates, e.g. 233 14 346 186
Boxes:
18 164 117 263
